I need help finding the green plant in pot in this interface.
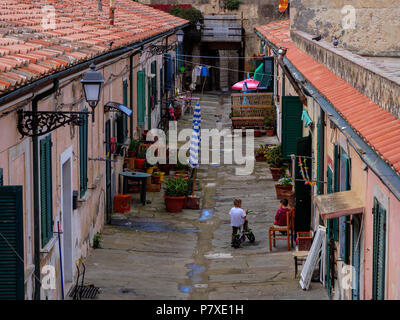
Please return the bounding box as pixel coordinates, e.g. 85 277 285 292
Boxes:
135 150 146 169
275 174 293 198
128 139 140 157
254 144 267 162
176 159 189 173
164 177 188 213
264 119 274 136
152 171 162 184
265 145 284 181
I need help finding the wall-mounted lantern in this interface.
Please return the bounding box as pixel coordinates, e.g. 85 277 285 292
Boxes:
176 29 184 44
81 63 105 122
196 21 202 32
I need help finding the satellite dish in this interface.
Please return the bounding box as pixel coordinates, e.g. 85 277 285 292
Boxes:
278 0 289 13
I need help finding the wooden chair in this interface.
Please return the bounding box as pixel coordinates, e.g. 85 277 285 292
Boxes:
268 208 295 251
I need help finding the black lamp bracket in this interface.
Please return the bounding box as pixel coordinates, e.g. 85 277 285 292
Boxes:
17 110 92 138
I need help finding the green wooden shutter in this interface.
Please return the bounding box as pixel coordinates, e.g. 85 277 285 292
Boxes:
151 61 157 105
40 135 53 246
326 166 334 298
148 79 152 129
373 198 386 300
281 96 303 160
0 185 24 299
137 70 146 126
332 144 339 241
79 112 88 197
339 154 351 264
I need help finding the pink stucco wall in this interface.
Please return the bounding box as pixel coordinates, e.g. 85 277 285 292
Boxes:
364 170 400 300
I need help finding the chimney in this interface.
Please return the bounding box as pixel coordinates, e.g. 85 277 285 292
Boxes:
98 0 102 11
109 0 115 25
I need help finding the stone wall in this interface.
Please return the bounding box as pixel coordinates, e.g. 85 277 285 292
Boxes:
291 30 400 119
290 0 400 56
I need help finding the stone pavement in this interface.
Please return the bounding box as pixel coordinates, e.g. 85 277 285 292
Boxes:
82 93 328 300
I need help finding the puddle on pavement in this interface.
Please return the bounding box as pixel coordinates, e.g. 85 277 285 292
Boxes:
199 209 216 221
111 218 200 233
187 264 205 283
178 285 191 293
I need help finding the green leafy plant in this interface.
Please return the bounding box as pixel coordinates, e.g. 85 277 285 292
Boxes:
137 150 146 159
264 119 273 129
176 160 189 171
165 177 188 197
129 139 140 152
169 6 204 26
255 144 268 157
224 0 242 11
278 175 293 186
152 171 161 176
265 144 284 168
93 233 101 249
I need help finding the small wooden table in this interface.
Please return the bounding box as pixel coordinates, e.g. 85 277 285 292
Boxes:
119 171 151 205
293 250 309 279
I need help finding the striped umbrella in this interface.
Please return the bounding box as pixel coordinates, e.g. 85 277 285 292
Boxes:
189 103 201 168
189 103 201 195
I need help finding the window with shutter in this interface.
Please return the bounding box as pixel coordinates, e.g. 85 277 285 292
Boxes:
137 70 146 126
281 96 303 160
79 111 88 197
40 135 53 246
339 153 351 264
372 198 386 300
0 185 24 299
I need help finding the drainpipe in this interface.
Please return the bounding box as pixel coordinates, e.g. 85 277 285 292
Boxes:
33 80 59 300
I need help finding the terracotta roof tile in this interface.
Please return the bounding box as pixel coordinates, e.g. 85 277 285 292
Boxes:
256 20 400 176
0 0 187 95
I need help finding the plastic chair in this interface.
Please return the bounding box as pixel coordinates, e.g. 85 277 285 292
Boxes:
268 208 295 251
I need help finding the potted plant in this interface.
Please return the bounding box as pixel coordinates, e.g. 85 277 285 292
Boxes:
254 144 267 162
265 145 284 181
275 175 293 198
164 177 188 213
128 139 140 157
264 119 274 136
135 150 146 169
176 160 189 174
152 171 162 184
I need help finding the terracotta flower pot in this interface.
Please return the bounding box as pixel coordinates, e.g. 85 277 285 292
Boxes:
266 129 274 136
165 196 186 213
275 184 293 198
187 196 200 209
152 176 161 184
255 155 265 162
128 150 136 158
270 167 283 181
135 158 145 169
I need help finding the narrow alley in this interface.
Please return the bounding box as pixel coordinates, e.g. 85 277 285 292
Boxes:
83 93 328 300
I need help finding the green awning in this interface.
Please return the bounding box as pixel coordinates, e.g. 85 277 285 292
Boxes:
301 110 312 127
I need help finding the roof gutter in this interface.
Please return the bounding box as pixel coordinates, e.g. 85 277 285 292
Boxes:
0 23 190 107
255 29 400 201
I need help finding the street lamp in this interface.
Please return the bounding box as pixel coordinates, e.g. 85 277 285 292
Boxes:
81 63 104 122
176 29 184 44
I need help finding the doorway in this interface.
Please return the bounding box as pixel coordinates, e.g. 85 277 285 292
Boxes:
61 153 73 286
